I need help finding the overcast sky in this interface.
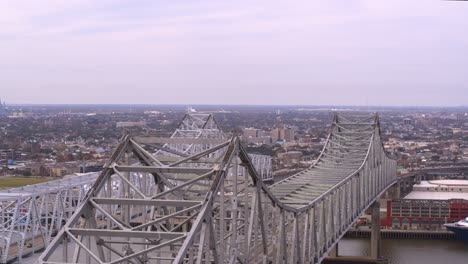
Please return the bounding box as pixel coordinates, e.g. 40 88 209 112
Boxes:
1 0 467 106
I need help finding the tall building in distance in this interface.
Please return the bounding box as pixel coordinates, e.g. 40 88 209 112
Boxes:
243 128 261 138
271 125 296 142
242 128 272 145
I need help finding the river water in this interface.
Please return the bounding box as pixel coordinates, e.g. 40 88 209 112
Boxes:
339 238 468 264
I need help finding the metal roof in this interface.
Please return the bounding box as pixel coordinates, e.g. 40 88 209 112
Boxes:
404 191 468 201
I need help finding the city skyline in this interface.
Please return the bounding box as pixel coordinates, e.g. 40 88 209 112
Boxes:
1 0 468 106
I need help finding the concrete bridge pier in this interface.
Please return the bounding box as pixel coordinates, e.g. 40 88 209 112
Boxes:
392 182 401 199
329 243 338 258
370 200 381 260
325 201 386 264
415 174 422 184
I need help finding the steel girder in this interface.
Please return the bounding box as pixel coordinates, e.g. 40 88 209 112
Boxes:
0 173 98 263
156 113 272 181
37 113 397 264
263 114 398 263
0 113 271 263
157 113 226 157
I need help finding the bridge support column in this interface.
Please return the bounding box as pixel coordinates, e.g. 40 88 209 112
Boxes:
415 175 421 184
370 201 381 260
329 243 338 257
393 183 401 199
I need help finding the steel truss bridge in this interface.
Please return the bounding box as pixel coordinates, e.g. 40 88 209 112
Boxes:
154 113 272 182
34 113 397 264
0 113 273 263
0 173 98 263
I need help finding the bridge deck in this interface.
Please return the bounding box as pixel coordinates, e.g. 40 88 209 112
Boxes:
269 121 374 209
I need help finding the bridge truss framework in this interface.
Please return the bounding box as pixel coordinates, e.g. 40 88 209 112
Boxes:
0 173 98 263
37 113 397 264
0 112 272 264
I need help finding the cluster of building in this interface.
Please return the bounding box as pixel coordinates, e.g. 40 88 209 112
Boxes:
241 124 325 175
381 112 468 173
2 104 468 187
238 109 468 181
0 105 187 178
242 125 296 145
383 180 468 231
7 160 105 177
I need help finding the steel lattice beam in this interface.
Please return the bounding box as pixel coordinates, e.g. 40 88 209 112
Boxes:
36 113 397 264
0 173 98 263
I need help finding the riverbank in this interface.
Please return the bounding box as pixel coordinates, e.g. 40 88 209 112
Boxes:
345 229 456 240
338 238 468 264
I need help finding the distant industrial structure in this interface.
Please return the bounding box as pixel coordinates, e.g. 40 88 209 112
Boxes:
0 98 7 115
115 121 146 128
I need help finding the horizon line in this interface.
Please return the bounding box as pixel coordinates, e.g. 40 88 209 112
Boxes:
3 103 468 109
